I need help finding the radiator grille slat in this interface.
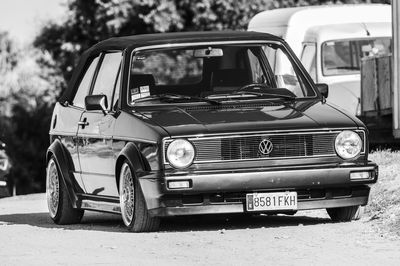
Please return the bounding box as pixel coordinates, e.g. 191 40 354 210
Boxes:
164 131 365 163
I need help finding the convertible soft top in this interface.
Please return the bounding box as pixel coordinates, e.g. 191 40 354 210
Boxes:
60 31 281 104
87 31 279 53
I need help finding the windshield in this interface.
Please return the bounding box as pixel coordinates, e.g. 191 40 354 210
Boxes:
322 37 391 76
128 42 316 105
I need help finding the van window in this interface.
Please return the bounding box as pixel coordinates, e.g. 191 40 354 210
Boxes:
322 38 391 76
300 43 317 82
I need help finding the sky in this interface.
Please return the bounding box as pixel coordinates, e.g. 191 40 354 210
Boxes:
0 0 66 44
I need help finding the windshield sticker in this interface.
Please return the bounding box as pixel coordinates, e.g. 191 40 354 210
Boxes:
140 86 150 93
140 86 150 98
130 87 141 102
130 86 151 102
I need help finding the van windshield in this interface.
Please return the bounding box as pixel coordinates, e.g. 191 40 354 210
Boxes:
322 38 391 76
129 43 316 106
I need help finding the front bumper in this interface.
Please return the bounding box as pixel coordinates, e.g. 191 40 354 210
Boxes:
139 162 378 217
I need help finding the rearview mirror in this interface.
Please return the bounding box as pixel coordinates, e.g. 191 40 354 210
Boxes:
85 95 108 115
316 83 329 98
194 47 223 57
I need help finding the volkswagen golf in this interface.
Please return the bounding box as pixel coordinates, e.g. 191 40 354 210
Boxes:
46 31 378 232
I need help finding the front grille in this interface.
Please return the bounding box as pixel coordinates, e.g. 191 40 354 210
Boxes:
164 131 365 164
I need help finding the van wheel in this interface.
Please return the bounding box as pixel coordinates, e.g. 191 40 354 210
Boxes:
119 161 160 232
326 205 362 222
46 157 84 224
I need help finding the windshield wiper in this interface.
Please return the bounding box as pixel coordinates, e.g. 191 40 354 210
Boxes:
134 93 221 105
232 91 296 101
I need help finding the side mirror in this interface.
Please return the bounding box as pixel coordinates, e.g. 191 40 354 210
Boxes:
316 83 329 98
85 95 108 115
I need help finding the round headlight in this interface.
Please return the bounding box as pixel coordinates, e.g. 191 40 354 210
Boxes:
335 130 362 159
166 139 195 169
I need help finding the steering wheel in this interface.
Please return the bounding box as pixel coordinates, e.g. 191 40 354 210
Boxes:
235 83 270 92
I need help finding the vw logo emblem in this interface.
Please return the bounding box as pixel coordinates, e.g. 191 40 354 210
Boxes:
259 139 273 155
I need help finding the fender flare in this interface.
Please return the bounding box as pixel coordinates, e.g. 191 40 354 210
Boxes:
46 139 79 208
115 142 162 211
115 142 148 191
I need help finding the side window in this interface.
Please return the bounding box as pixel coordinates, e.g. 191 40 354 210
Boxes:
91 52 122 110
300 43 317 82
73 56 100 108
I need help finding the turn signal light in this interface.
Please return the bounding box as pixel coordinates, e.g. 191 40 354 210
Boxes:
350 172 371 180
168 180 191 189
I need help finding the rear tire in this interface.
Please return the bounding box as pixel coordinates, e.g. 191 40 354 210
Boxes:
46 157 84 224
119 161 160 232
326 205 362 222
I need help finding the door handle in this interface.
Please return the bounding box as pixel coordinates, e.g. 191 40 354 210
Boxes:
78 121 89 126
78 118 89 128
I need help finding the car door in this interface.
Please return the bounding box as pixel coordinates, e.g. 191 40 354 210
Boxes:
77 51 122 197
55 55 101 193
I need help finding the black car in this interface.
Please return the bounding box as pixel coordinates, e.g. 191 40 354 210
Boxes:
46 31 378 232
0 141 10 197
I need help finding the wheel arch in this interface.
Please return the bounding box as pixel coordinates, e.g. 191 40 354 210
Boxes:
115 142 148 193
47 139 79 208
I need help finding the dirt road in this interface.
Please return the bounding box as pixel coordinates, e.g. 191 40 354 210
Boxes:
0 194 399 265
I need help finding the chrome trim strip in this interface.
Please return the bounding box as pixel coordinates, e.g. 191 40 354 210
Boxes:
50 133 158 144
173 154 338 165
77 134 113 139
113 136 158 144
79 172 114 177
162 127 360 139
49 132 77 137
81 200 121 214
162 129 366 165
132 40 281 52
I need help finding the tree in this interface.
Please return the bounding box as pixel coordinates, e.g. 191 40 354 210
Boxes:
0 32 62 194
34 0 389 93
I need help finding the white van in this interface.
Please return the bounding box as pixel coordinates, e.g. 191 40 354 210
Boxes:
248 4 391 115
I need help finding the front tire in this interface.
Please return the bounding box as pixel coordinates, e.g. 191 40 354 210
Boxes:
326 205 362 222
119 161 160 232
46 157 84 224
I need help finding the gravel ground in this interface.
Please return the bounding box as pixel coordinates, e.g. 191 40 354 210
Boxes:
0 193 399 266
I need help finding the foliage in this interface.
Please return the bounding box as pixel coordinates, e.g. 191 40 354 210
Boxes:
368 150 400 236
0 32 62 194
35 0 388 93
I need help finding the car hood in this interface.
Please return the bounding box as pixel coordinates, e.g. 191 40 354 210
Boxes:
134 100 359 137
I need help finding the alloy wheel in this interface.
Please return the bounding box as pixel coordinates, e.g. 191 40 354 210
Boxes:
46 159 60 218
120 163 135 226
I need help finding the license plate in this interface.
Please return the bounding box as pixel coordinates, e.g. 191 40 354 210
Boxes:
246 192 297 211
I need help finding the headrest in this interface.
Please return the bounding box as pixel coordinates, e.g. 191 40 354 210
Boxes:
213 69 249 86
